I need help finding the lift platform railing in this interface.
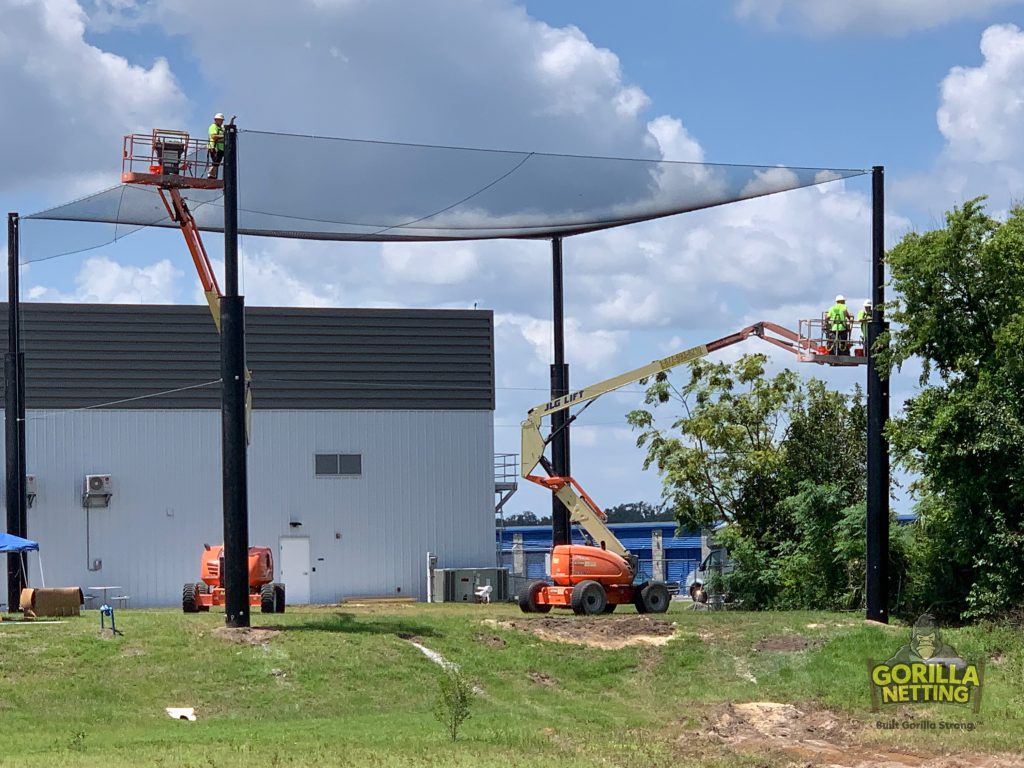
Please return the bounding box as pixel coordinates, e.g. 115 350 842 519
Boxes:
797 316 867 366
121 130 224 190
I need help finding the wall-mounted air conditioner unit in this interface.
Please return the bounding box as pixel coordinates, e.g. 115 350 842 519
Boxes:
83 474 113 508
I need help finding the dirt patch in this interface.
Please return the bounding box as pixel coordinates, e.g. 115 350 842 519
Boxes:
693 701 1024 768
120 647 145 657
527 671 558 687
211 626 280 645
395 632 424 643
755 634 815 652
488 616 675 650
473 633 507 649
865 619 903 632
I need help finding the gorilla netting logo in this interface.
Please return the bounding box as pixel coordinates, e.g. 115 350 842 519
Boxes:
868 614 984 712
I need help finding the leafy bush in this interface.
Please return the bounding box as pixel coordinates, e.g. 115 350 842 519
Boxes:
433 668 474 741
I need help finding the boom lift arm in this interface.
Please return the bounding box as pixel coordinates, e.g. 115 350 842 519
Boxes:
121 127 252 439
158 188 223 330
520 321 810 562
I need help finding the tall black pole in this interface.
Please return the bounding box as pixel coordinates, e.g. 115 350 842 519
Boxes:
550 237 571 547
5 212 25 610
221 125 250 628
866 165 890 622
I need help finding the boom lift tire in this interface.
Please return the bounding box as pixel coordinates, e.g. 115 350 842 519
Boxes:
601 604 617 614
518 580 552 614
182 582 198 614
273 583 286 613
196 582 211 611
260 583 276 614
571 580 607 616
636 582 670 614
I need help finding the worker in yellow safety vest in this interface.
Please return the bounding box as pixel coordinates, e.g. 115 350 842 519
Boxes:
857 299 872 351
826 294 853 355
206 112 226 179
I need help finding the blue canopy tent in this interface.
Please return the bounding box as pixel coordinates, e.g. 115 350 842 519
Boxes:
0 532 38 552
0 533 44 597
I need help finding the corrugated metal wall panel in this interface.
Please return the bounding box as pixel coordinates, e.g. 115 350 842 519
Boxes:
5 408 494 606
1 304 494 410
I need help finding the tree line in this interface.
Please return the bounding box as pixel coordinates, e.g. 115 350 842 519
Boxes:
626 198 1024 622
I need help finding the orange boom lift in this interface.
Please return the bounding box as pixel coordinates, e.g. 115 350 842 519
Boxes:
122 128 225 328
182 544 285 614
519 322 866 615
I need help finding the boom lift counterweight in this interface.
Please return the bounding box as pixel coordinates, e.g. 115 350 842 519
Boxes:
519 320 865 615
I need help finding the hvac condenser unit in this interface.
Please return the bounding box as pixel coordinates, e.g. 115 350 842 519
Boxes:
431 568 509 603
83 474 113 508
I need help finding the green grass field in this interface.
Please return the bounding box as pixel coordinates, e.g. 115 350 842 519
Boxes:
0 602 1021 767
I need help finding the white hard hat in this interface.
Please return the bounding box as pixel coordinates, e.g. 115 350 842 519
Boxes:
864 299 872 307
835 294 845 302
214 112 225 120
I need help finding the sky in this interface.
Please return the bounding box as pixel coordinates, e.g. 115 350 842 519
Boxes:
2 0 1024 519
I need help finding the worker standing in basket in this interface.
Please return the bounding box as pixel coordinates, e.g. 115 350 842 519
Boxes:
206 113 226 179
826 294 853 355
857 299 872 352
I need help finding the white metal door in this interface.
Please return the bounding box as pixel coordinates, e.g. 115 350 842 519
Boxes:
279 537 311 605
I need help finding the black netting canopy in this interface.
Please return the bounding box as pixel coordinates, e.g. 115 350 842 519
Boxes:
26 130 866 242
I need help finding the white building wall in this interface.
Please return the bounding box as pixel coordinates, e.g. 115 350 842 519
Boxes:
5 409 494 606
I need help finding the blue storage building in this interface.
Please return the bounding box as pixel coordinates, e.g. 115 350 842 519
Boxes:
497 522 703 586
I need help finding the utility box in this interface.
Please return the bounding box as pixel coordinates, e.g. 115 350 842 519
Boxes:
431 567 508 603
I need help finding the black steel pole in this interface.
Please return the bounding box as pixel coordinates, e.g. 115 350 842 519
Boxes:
5 212 23 610
16 341 26 585
866 165 890 622
550 237 571 547
220 126 250 628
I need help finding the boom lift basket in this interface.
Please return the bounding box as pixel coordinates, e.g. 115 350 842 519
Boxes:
122 129 224 190
797 317 867 366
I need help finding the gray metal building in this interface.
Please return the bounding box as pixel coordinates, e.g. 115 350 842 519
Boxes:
1 303 495 606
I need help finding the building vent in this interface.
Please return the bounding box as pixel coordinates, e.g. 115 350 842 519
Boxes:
83 474 113 508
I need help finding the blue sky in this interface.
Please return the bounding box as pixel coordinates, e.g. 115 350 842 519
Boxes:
3 0 1024 517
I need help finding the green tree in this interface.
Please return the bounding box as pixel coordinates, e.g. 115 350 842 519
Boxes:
603 501 674 523
627 353 871 608
886 198 1024 620
626 354 799 542
498 511 551 526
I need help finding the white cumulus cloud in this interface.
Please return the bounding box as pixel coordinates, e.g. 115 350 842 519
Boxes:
0 0 186 192
735 0 1024 36
27 255 182 303
896 24 1024 211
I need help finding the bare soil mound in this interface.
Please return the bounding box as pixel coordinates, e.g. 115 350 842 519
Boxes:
490 616 675 649
211 626 280 645
526 671 558 687
474 633 507 649
697 702 1023 768
754 634 815 652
